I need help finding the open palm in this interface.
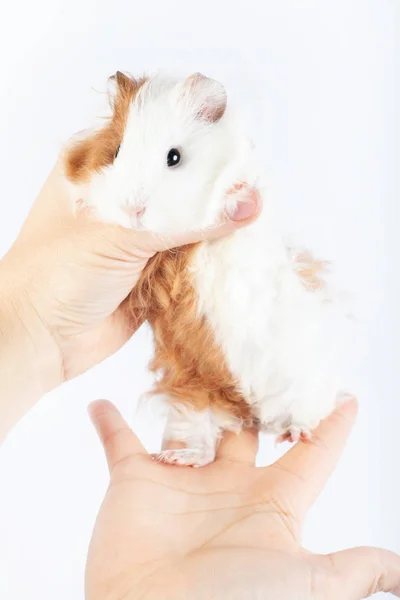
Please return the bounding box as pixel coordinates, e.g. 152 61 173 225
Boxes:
86 398 400 600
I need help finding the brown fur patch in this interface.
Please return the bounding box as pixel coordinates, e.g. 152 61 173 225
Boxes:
129 245 251 420
65 72 146 183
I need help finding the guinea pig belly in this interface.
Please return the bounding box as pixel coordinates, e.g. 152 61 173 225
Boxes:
191 217 340 436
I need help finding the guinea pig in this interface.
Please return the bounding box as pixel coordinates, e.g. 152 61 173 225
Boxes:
64 70 345 467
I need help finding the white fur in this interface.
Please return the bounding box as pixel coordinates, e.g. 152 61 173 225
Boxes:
68 72 344 465
192 210 340 437
158 403 241 467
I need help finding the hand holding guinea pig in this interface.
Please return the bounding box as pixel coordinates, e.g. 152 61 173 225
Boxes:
1 70 399 600
0 155 259 441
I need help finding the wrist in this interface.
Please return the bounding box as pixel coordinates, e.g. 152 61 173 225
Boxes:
0 255 63 439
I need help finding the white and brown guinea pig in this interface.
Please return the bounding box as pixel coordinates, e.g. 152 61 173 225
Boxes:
64 70 346 467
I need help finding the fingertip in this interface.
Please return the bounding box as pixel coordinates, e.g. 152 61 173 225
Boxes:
337 395 358 413
88 399 147 472
228 188 262 224
88 400 126 451
332 395 359 425
199 191 261 244
88 399 117 425
305 395 358 450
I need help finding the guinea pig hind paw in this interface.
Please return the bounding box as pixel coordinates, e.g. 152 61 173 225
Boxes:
156 447 215 468
275 427 312 446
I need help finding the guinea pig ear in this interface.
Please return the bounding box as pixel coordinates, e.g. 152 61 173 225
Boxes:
107 71 135 109
181 73 227 123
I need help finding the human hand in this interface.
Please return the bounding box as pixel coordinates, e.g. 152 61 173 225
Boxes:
0 160 259 436
87 397 400 600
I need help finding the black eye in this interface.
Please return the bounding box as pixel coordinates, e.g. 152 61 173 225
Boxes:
167 148 181 168
115 145 120 159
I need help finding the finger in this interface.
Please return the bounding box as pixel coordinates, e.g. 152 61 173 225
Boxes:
216 428 259 465
94 299 145 358
326 547 400 598
130 187 262 254
271 398 358 517
89 400 147 473
18 165 260 263
65 307 143 379
16 159 74 245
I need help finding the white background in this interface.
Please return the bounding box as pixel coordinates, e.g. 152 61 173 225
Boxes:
0 1 397 598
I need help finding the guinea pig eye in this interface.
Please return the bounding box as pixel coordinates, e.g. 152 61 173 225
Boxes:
167 148 181 168
115 145 120 159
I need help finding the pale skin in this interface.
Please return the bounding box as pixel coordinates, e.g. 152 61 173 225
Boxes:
87 398 400 600
0 160 259 439
0 161 399 599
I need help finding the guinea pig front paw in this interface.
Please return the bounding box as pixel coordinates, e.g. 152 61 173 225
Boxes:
155 447 215 468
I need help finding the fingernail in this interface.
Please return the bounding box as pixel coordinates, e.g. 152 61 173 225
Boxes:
231 191 259 221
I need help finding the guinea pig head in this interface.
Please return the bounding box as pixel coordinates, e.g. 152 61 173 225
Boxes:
65 71 240 233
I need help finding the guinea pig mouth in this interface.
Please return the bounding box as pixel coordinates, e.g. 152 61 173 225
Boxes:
122 204 146 227
135 206 146 219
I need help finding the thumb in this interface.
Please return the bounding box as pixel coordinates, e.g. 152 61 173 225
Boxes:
130 187 261 254
89 400 147 473
327 546 400 598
